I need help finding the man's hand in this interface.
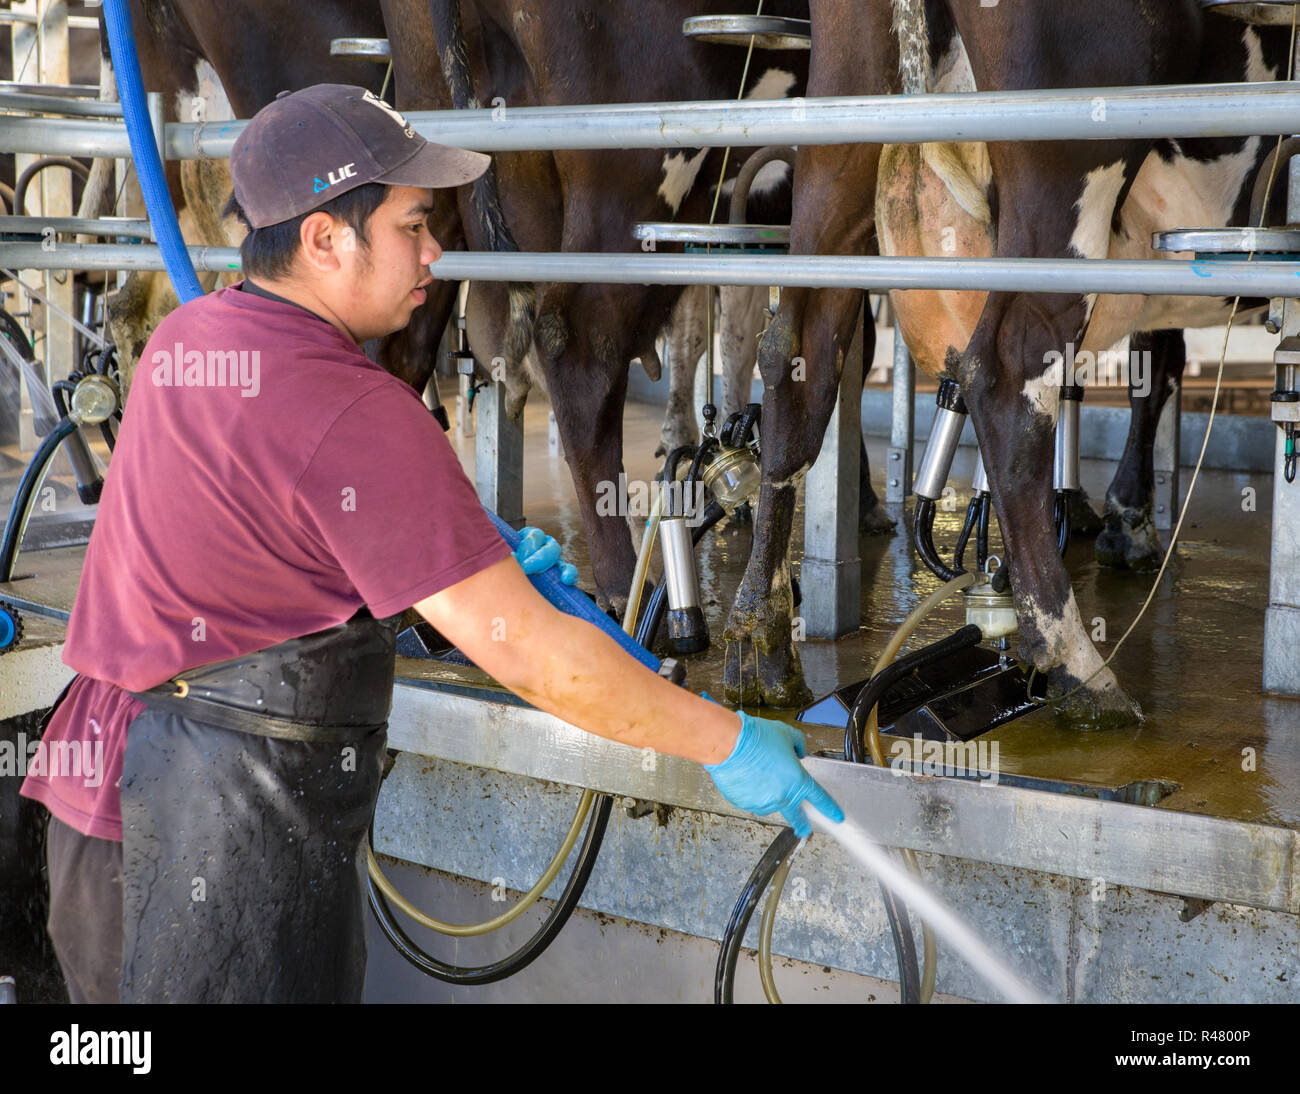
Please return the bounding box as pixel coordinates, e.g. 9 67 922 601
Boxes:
512 526 578 585
705 712 844 838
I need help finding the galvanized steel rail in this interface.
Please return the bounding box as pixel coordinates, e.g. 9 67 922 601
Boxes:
3 82 1300 157
2 242 1298 297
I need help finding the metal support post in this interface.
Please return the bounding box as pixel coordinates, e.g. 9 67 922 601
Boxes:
12 0 39 453
801 298 863 639
40 0 73 460
1262 28 1300 697
1153 378 1181 530
886 309 914 504
475 380 525 530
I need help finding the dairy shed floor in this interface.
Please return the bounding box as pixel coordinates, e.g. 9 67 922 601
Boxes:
3 379 1297 829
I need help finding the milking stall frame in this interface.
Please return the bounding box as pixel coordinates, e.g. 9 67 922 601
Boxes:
0 0 1298 1011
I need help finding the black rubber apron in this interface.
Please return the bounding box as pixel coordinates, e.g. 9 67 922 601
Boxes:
118 606 401 1003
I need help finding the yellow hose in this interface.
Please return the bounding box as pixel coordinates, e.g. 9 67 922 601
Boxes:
758 846 796 1003
624 486 667 633
366 792 593 936
757 572 975 1003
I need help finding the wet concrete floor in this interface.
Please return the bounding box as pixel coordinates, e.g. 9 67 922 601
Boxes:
447 384 1299 829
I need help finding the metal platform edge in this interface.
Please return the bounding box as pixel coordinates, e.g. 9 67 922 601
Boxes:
388 679 1300 915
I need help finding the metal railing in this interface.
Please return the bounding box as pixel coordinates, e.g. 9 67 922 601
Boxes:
2 81 1300 158
1 243 1297 299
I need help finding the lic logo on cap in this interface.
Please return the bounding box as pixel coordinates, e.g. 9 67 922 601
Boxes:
313 163 357 193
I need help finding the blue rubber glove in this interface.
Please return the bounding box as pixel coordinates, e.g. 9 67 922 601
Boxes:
513 526 579 585
704 706 844 839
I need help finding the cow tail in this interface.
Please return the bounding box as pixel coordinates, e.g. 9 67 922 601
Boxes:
429 0 535 369
891 0 931 96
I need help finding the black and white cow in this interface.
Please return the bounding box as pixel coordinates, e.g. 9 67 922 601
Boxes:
731 0 1289 716
408 0 853 614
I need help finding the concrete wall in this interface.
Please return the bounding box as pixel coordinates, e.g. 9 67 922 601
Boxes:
372 755 1300 1004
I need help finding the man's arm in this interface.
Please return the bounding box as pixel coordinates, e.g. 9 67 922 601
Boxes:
414 556 741 765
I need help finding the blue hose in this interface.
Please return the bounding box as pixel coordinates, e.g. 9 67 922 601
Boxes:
100 6 658 673
485 512 659 672
102 0 204 305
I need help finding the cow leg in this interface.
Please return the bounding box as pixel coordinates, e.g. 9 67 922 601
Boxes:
536 281 663 614
959 285 1143 723
958 303 1137 723
1096 328 1185 571
722 0 894 706
658 283 707 459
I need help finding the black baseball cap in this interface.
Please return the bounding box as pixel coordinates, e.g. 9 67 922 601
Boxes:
229 84 490 229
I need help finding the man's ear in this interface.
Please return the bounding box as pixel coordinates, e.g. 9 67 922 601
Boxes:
298 211 343 271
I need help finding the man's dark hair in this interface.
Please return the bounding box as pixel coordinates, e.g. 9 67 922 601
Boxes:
222 182 390 280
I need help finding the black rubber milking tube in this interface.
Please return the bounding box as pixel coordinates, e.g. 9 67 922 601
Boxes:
367 792 614 986
836 624 984 1005
975 494 992 570
1054 490 1072 557
912 498 963 583
951 497 980 575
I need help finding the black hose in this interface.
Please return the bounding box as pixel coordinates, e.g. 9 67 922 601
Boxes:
720 403 761 449
952 497 980 574
975 494 991 570
367 792 614 986
51 379 77 418
1 417 78 581
912 498 962 582
686 435 719 487
13 156 90 217
715 827 799 1003
713 823 924 1005
0 308 35 360
843 624 984 764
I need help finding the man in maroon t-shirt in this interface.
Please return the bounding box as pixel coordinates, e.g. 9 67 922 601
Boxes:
23 85 840 1003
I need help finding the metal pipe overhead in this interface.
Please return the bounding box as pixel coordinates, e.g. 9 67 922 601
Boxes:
3 243 1299 298
0 90 122 117
0 215 152 239
3 82 1300 157
431 251 1300 298
0 242 241 272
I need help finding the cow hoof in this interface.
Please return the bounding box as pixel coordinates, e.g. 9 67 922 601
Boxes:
1046 665 1143 729
859 499 898 535
1068 490 1104 537
722 613 813 709
1095 506 1163 571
